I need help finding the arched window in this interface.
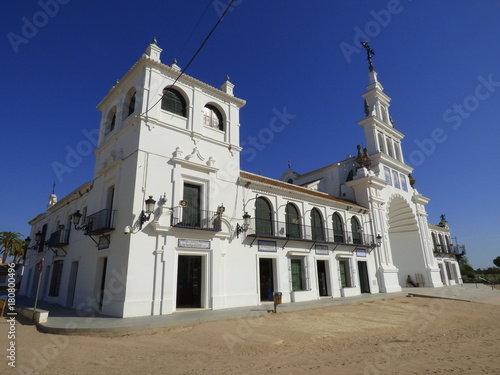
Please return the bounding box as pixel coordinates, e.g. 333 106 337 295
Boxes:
439 234 447 253
125 88 136 117
203 104 223 131
351 217 362 244
255 197 273 236
310 208 325 241
394 143 402 161
386 137 394 158
105 107 116 135
378 133 385 153
446 236 452 253
431 232 439 252
161 88 187 117
285 203 301 238
332 213 344 243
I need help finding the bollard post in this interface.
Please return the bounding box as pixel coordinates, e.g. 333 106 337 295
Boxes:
273 292 282 313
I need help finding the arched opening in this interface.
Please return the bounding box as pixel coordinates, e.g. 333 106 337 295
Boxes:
161 87 187 117
387 196 427 287
105 107 116 135
255 197 273 236
350 217 362 244
285 203 301 238
332 212 344 243
124 87 136 118
310 208 325 241
203 104 224 131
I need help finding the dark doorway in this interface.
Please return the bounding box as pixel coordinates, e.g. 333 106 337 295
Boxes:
259 258 274 301
66 261 79 308
176 256 202 308
317 260 329 296
358 261 370 293
98 257 108 310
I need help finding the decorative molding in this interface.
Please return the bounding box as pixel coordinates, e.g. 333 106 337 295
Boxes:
171 156 218 174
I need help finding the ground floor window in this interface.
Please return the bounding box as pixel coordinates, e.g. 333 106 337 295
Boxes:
291 258 306 291
49 260 64 297
339 259 352 288
445 262 457 282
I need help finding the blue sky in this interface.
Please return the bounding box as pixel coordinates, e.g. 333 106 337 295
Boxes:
1 1 499 269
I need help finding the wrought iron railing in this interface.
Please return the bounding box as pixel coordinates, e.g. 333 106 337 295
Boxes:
48 229 70 247
171 206 222 231
433 244 466 255
452 245 466 255
85 209 116 235
246 219 374 246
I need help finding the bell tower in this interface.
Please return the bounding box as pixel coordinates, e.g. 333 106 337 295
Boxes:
357 43 405 165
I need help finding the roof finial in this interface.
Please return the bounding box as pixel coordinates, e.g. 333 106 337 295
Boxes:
226 74 230 81
408 173 416 188
152 36 157 45
52 181 55 195
360 41 375 71
354 145 372 169
288 159 291 169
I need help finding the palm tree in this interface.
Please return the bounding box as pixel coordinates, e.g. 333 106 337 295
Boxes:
0 232 25 264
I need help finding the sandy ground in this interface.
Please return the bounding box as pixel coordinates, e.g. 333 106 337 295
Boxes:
1 295 500 375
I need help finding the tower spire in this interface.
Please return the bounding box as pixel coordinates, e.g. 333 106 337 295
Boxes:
360 42 375 71
356 44 406 164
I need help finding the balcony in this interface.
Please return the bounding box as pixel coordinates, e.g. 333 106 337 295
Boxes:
48 229 70 248
433 244 466 256
171 207 222 231
452 245 466 256
85 209 116 235
246 219 374 247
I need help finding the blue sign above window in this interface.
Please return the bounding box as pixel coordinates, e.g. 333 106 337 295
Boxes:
258 240 277 252
356 249 367 257
178 239 211 249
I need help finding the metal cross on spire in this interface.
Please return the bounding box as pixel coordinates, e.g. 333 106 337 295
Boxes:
360 41 375 71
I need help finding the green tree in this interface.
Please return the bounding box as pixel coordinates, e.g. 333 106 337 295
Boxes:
458 255 475 279
493 256 500 268
0 232 25 264
484 267 500 275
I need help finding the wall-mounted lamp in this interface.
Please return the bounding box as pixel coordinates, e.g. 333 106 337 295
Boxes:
72 210 87 231
24 231 43 251
372 234 382 249
217 205 225 213
236 212 251 238
124 196 157 235
139 196 156 229
180 200 188 207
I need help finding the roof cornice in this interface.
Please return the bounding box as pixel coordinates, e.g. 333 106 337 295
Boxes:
97 55 246 110
240 171 368 210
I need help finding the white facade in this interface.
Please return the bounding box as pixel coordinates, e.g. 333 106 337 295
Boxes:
19 42 462 318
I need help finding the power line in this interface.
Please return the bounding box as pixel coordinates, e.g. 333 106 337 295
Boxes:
175 0 213 58
142 0 237 116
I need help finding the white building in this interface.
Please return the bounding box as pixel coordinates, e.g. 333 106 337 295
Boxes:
19 41 463 318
